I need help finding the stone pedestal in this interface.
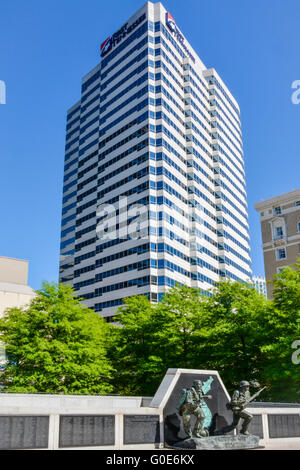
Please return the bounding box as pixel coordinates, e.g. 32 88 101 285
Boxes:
172 434 261 450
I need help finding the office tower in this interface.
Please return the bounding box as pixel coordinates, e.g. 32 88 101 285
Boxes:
60 2 252 319
255 189 300 298
252 275 267 299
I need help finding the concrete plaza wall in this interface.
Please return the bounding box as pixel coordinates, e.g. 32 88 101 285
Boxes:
0 369 299 450
0 393 300 450
247 402 300 447
0 393 163 450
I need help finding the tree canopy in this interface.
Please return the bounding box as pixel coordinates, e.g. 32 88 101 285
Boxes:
1 264 300 402
0 282 113 394
109 266 300 401
258 263 300 400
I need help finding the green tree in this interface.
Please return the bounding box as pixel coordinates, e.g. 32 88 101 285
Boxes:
109 283 272 398
260 263 300 401
0 282 113 394
108 295 161 396
199 280 271 393
152 285 208 370
109 287 210 396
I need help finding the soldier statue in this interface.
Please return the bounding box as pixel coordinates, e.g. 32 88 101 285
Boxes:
220 381 266 435
177 379 212 438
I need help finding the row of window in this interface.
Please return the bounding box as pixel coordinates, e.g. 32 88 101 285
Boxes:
98 154 148 187
101 20 148 70
206 75 240 121
93 288 214 312
81 70 100 94
213 121 243 158
100 71 149 114
96 177 250 249
80 103 99 125
79 126 99 148
98 124 148 165
217 197 249 232
99 85 149 125
104 57 147 97
213 153 245 191
214 129 244 166
66 112 80 132
214 140 245 180
81 83 100 105
80 92 100 115
212 109 242 148
209 88 241 131
216 190 248 225
101 41 148 90
66 125 80 144
218 167 246 200
212 101 242 144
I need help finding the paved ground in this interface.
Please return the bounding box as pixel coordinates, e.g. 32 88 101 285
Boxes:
164 440 300 450
259 441 300 450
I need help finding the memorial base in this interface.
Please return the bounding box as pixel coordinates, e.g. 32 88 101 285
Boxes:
171 434 261 450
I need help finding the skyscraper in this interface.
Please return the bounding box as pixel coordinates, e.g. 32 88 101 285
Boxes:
252 275 267 299
59 1 252 319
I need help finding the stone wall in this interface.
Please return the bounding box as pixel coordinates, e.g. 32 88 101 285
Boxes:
0 369 299 449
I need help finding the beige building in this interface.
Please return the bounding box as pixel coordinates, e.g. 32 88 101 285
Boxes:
0 257 36 367
0 257 36 318
255 189 300 298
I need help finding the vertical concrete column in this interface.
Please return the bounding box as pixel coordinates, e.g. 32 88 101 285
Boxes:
159 413 164 448
115 414 123 450
48 414 60 450
262 413 269 441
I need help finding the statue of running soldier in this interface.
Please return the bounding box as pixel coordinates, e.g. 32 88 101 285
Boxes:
220 381 266 435
177 379 212 438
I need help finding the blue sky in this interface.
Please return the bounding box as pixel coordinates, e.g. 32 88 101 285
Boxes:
0 0 299 289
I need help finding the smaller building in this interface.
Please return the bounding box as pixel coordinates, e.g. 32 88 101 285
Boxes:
0 257 36 368
255 189 300 298
0 256 36 317
252 275 267 299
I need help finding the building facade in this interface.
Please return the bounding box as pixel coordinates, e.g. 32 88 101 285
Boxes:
59 1 252 319
0 256 35 318
255 189 300 298
252 275 267 299
0 257 36 368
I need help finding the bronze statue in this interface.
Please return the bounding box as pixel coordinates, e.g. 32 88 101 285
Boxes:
177 379 212 438
220 381 266 435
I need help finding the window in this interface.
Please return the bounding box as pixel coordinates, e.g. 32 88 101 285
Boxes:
298 222 300 232
276 248 286 260
274 206 281 215
274 226 284 240
295 201 300 206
